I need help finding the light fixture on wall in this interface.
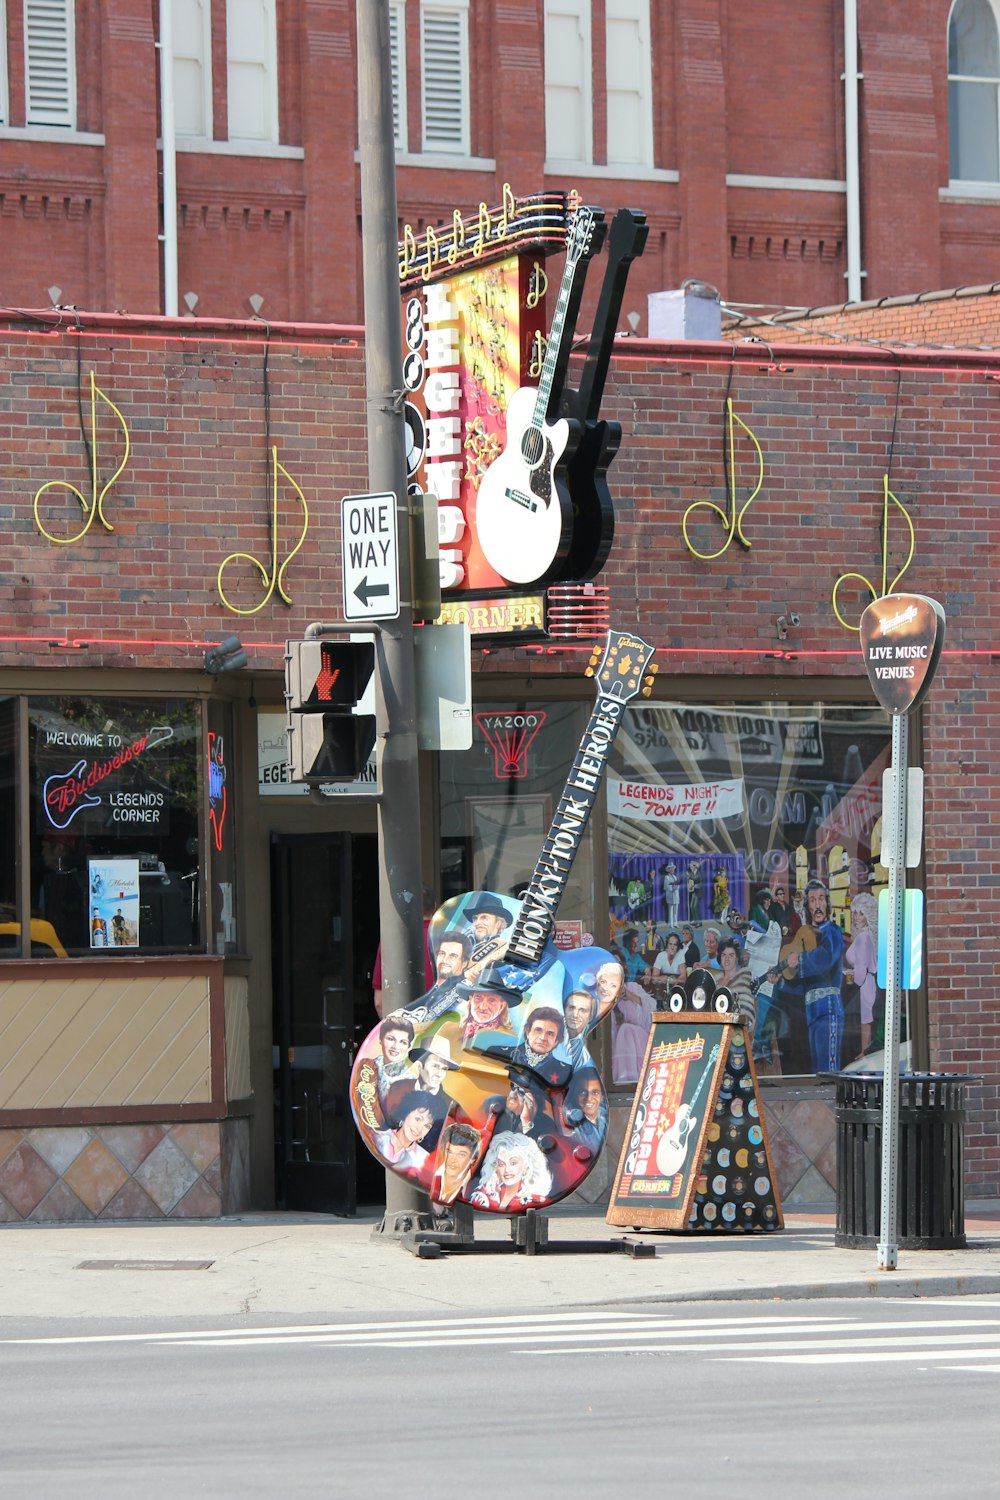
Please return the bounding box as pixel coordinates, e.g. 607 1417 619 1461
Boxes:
626 310 640 333
204 635 248 674
183 291 199 315
246 293 265 317
775 607 801 642
47 285 62 308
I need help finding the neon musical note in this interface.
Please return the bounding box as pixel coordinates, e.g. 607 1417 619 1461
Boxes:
34 370 130 545
831 474 915 632
217 446 310 616
496 182 517 238
447 209 465 265
424 224 439 276
681 397 763 560
525 260 548 310
528 330 546 379
399 225 416 280
472 201 491 258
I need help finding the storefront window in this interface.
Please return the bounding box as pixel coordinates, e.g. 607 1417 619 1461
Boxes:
439 701 595 919
29 697 202 956
607 701 893 1084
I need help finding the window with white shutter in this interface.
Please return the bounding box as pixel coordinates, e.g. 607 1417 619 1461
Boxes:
389 0 408 151
227 0 278 142
544 0 592 165
420 1 468 155
606 0 652 167
173 0 213 140
24 0 75 127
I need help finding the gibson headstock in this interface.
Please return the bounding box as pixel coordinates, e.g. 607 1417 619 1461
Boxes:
585 630 658 704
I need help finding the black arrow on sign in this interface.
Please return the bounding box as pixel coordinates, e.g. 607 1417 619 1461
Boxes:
353 576 391 607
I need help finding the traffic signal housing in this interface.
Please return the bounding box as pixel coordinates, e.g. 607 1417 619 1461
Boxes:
285 637 376 783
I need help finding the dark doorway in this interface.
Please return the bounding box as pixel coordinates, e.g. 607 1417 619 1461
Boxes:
271 832 383 1214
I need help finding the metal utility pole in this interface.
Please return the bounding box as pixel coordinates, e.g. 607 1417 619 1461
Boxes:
356 0 433 1237
877 711 908 1269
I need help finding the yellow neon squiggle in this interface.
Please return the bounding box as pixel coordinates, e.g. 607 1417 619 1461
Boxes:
681 397 763 560
216 446 310 616
34 371 129 544
831 474 915 632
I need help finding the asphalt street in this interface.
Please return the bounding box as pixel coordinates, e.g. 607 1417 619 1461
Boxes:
1 1207 998 1495
1 1297 999 1498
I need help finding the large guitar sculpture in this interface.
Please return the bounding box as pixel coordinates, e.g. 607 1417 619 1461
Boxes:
475 206 602 587
350 630 657 1215
556 208 648 584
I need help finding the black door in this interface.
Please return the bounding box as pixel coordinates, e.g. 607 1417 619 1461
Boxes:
271 832 382 1214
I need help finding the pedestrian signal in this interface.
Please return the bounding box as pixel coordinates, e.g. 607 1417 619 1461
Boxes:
284 638 376 782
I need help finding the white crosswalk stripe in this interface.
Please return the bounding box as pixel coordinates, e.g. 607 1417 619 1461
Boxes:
5 1311 836 1348
6 1310 1000 1372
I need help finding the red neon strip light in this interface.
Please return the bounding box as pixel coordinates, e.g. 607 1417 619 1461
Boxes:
0 634 995 662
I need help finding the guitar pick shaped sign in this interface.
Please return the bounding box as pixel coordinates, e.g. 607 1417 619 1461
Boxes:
860 593 945 716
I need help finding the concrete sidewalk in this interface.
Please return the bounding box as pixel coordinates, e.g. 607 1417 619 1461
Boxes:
1 1206 999 1323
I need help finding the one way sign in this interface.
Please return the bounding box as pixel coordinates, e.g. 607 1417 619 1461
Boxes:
341 491 400 622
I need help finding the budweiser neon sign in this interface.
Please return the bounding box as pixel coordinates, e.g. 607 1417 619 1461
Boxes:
43 726 174 829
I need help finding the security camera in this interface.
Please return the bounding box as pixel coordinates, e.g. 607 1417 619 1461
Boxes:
789 612 801 627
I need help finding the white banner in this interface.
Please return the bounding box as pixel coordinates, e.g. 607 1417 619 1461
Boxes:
608 777 744 823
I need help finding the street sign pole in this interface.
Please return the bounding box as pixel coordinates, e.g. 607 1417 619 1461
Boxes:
356 0 434 1239
859 592 945 1273
878 710 908 1270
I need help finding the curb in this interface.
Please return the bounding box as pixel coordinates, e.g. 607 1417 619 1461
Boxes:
586 1272 1000 1306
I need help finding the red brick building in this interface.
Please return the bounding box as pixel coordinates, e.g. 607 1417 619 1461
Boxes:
4 2 1000 327
0 305 996 1220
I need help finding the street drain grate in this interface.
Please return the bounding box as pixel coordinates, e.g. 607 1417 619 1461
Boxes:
76 1259 215 1271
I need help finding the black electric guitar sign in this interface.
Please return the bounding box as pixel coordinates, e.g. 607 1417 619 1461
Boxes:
557 208 648 583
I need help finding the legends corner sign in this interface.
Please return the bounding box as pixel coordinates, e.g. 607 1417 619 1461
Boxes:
859 593 945 716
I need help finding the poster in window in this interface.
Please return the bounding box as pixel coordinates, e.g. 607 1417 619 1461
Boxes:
88 858 139 948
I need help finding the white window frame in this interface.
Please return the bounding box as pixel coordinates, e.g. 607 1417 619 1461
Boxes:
24 0 76 128
544 0 593 168
419 0 469 157
226 0 279 143
947 0 1000 183
606 0 653 169
173 0 214 141
389 0 408 151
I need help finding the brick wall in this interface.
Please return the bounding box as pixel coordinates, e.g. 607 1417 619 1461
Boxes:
4 3 1000 323
0 311 997 1194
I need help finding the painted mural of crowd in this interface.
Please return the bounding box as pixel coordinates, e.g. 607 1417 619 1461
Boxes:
608 874 881 1083
351 890 624 1214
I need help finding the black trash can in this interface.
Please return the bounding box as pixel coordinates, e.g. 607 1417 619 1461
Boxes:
835 1073 972 1249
